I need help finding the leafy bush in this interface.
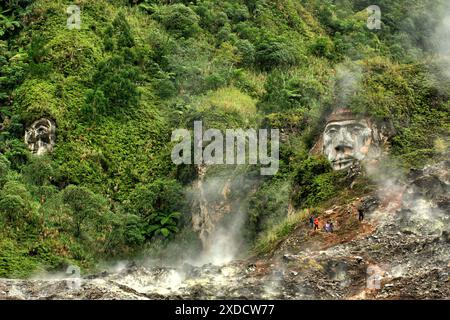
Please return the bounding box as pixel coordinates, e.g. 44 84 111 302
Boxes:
258 70 327 114
290 156 343 208
309 36 335 59
125 178 184 240
247 179 291 240
84 55 140 115
62 185 109 238
235 39 256 66
21 156 55 186
254 37 299 71
0 181 37 229
0 239 41 278
0 155 10 187
0 194 28 224
27 35 52 77
146 211 181 238
112 12 135 48
154 4 201 38
123 214 146 246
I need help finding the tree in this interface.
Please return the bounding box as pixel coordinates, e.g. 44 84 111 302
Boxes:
0 194 27 224
110 12 135 49
290 156 342 208
0 155 10 187
0 181 36 228
85 55 140 114
125 178 184 239
153 4 201 38
62 185 107 237
21 156 55 186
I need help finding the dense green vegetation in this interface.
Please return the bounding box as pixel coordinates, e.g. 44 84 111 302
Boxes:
0 0 448 276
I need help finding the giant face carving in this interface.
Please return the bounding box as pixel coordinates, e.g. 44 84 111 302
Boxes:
323 109 379 171
25 118 56 155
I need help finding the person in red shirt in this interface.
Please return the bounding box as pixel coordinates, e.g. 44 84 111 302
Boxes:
313 218 319 231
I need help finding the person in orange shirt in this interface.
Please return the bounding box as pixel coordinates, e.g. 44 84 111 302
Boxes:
314 218 319 231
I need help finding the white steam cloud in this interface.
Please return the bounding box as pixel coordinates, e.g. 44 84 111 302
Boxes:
334 61 363 108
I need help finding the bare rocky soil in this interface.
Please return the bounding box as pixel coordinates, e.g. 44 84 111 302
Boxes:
1 162 449 300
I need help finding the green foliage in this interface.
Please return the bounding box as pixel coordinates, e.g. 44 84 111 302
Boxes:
0 138 28 170
146 211 181 238
21 156 55 186
14 79 61 124
0 180 37 229
27 35 52 77
0 239 41 278
112 12 135 48
44 32 101 77
0 155 10 187
0 40 27 104
61 185 108 238
125 179 184 239
291 156 343 208
254 36 300 71
0 0 449 277
84 55 140 116
153 4 201 38
0 12 20 37
122 214 146 246
247 178 291 240
126 179 183 217
0 0 31 38
0 194 28 224
258 70 326 114
253 210 309 256
309 36 335 59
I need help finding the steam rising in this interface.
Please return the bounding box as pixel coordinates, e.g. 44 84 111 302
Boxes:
431 5 450 59
334 62 362 108
187 166 258 266
366 160 449 237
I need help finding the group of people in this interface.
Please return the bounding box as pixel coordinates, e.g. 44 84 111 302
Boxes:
307 204 365 234
309 216 334 233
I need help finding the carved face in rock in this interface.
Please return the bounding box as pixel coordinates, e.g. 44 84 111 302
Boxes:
24 118 56 155
323 111 379 170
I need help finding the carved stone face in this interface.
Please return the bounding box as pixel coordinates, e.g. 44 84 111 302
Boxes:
323 119 374 171
25 118 56 155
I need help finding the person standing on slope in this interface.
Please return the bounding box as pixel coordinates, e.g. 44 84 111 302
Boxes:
358 208 364 221
314 217 319 231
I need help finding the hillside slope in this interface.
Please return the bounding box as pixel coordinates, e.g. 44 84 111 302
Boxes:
0 0 449 287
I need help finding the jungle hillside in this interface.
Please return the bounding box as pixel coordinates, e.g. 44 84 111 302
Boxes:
0 0 449 279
